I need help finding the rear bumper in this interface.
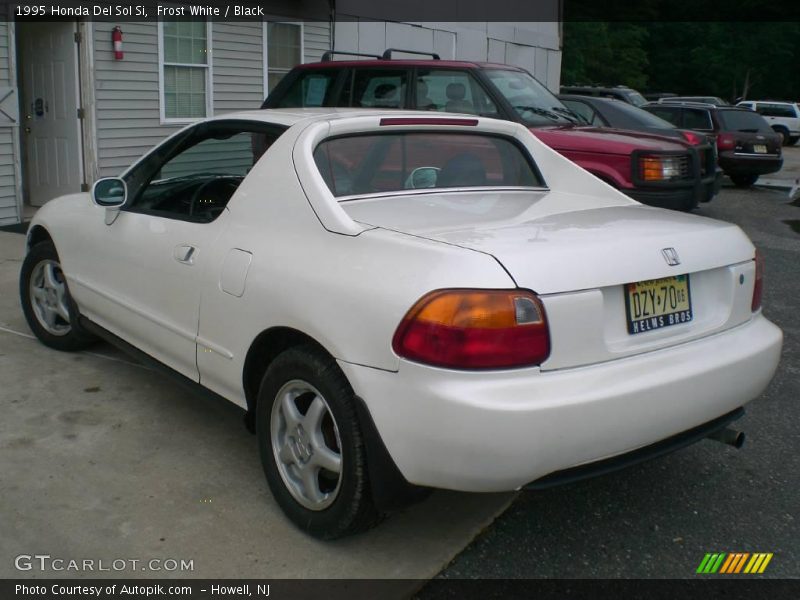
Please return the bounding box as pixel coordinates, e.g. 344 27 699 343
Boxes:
719 153 783 176
339 314 782 492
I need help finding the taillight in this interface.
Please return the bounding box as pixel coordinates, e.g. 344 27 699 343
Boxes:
680 130 704 145
752 249 764 312
392 289 550 369
717 133 735 150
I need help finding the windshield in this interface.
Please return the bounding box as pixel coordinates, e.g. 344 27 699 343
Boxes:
313 132 543 197
624 91 648 107
484 70 575 126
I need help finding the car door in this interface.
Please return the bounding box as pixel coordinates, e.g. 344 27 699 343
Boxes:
70 121 275 380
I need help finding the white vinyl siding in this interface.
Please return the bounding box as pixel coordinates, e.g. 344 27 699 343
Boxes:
0 21 20 225
212 21 263 114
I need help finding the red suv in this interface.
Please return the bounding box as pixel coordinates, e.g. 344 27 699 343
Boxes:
262 50 720 211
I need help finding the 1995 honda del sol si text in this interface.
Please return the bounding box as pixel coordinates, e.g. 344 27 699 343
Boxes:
20 109 783 539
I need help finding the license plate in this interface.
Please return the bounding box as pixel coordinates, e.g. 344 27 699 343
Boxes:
753 144 767 153
625 275 692 334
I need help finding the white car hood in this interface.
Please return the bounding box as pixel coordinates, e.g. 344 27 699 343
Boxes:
342 190 754 294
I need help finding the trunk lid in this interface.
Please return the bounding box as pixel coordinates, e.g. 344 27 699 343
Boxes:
344 190 753 294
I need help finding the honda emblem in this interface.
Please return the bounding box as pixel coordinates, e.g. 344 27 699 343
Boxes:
662 247 680 266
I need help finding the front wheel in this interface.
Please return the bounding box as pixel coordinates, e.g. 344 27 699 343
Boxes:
730 174 759 188
19 241 97 351
256 346 381 539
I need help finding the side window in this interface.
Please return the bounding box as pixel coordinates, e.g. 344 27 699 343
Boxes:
682 108 713 130
647 107 680 126
416 70 498 116
124 124 283 222
345 69 409 108
561 99 599 125
274 71 339 108
757 103 795 118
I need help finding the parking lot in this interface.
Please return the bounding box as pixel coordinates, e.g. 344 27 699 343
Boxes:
1 147 798 583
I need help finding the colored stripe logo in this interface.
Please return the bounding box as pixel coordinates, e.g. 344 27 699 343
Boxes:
697 553 773 574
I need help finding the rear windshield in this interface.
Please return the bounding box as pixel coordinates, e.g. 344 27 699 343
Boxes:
313 132 543 197
717 110 772 132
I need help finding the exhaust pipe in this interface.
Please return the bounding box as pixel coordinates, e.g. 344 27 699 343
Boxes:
707 427 745 449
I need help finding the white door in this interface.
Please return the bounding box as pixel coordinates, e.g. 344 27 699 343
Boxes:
18 21 82 206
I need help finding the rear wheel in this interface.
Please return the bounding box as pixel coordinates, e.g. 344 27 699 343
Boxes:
730 174 759 188
772 127 789 146
256 345 381 539
789 136 800 147
19 241 97 351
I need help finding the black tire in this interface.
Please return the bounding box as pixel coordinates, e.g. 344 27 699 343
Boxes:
730 174 759 188
789 136 800 147
19 241 97 352
256 345 381 539
772 127 789 146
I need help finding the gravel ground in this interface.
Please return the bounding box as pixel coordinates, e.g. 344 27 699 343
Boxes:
426 148 800 581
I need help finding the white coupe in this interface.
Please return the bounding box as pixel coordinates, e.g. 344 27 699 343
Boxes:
20 109 783 539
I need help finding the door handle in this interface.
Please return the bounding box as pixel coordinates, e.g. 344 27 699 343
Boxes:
174 244 196 265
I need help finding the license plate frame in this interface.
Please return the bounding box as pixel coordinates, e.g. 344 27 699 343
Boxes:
753 144 768 154
624 275 693 335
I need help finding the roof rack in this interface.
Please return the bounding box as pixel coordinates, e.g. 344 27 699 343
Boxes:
320 50 382 62
382 48 440 60
655 99 718 107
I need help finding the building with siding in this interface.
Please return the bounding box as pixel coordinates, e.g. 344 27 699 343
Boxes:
0 16 561 226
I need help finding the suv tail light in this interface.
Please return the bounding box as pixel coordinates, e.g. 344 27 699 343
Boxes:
680 130 704 145
392 289 550 369
717 133 735 150
752 249 764 312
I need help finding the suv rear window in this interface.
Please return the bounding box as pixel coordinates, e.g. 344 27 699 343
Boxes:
313 132 542 197
717 110 772 132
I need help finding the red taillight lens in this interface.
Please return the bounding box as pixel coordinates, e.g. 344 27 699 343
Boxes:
392 289 550 369
717 133 735 150
752 249 764 312
680 130 703 145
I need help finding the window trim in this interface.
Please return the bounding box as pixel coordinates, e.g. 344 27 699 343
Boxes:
157 18 214 125
263 21 304 99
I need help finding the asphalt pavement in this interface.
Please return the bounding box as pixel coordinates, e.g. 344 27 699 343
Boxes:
428 149 800 581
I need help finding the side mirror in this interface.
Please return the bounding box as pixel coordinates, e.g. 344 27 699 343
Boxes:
92 177 127 208
407 166 440 189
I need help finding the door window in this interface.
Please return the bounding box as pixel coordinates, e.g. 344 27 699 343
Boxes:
124 122 285 222
415 70 498 116
343 70 409 108
682 108 713 130
273 70 339 107
645 106 681 127
560 99 600 125
755 103 796 118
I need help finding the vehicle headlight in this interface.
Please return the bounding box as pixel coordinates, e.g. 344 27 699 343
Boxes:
639 155 686 181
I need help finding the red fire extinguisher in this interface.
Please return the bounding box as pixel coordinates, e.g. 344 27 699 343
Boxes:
112 26 123 60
